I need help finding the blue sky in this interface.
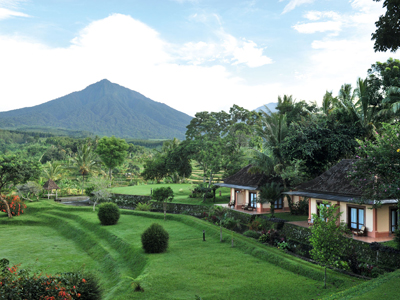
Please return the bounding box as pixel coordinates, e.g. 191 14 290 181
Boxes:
0 0 394 116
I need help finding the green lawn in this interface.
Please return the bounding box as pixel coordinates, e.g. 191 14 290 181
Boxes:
111 183 231 205
0 200 384 300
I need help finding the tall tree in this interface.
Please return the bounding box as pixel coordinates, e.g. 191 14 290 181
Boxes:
0 155 41 218
371 0 400 52
96 136 129 180
185 105 258 184
349 122 400 213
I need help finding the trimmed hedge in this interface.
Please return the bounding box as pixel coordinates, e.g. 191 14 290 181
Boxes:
110 194 151 209
98 202 120 225
141 223 169 253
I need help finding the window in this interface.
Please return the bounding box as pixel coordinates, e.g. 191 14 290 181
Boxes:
274 198 283 209
391 208 398 233
249 192 257 208
348 207 365 230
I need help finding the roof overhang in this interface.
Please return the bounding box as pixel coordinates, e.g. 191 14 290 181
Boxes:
214 183 258 191
283 191 362 203
283 191 398 205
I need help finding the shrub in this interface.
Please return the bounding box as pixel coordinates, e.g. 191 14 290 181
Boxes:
141 223 169 253
248 217 267 231
259 228 282 246
243 230 261 239
97 202 120 225
394 229 400 249
0 195 26 216
291 198 309 215
135 202 152 211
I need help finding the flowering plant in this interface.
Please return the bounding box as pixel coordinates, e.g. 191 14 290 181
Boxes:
0 195 26 216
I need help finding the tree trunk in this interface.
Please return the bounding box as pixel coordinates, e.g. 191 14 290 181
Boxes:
163 202 167 221
324 267 327 289
109 168 112 181
270 203 275 217
220 224 223 242
1 196 12 218
82 174 85 195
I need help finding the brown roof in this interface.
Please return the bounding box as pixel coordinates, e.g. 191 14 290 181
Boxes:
296 159 362 196
223 165 279 189
43 179 60 190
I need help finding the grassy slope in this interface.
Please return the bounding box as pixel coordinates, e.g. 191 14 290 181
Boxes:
1 200 365 299
320 269 400 300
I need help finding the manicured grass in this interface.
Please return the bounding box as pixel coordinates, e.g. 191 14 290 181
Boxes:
1 200 367 299
110 183 231 205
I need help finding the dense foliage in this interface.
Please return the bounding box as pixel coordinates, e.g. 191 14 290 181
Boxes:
372 0 400 52
141 223 169 253
349 123 400 206
97 202 120 225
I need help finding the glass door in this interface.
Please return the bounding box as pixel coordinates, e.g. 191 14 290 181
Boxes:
391 209 398 233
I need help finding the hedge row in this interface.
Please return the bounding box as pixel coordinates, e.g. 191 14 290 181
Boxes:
109 194 151 209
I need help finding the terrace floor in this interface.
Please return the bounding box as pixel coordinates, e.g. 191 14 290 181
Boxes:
215 203 269 215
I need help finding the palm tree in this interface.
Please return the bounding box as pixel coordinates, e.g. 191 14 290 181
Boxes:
258 182 283 217
162 138 180 153
334 80 381 138
42 161 64 182
321 91 338 116
380 86 400 120
210 205 228 242
67 144 101 193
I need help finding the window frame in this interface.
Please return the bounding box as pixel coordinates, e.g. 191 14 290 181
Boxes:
347 205 365 230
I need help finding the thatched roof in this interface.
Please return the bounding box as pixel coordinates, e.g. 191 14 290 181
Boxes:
296 159 362 196
217 165 279 190
43 179 60 190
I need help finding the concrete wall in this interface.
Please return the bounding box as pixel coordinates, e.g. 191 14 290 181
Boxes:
308 197 394 237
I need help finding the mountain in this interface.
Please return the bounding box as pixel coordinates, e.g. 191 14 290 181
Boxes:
0 79 193 139
254 102 277 114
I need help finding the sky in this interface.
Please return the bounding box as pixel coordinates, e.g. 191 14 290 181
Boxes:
0 0 395 117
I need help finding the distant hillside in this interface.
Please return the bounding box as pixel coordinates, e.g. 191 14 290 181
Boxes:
254 102 277 114
0 79 192 139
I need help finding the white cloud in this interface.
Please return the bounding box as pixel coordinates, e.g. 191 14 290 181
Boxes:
293 21 342 34
281 0 315 14
287 0 390 104
304 11 340 21
177 29 272 68
0 13 278 116
0 7 28 19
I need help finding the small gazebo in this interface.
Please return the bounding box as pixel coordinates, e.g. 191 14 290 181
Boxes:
43 179 60 200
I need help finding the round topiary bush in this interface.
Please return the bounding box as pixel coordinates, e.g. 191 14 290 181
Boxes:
141 223 169 253
97 202 120 225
